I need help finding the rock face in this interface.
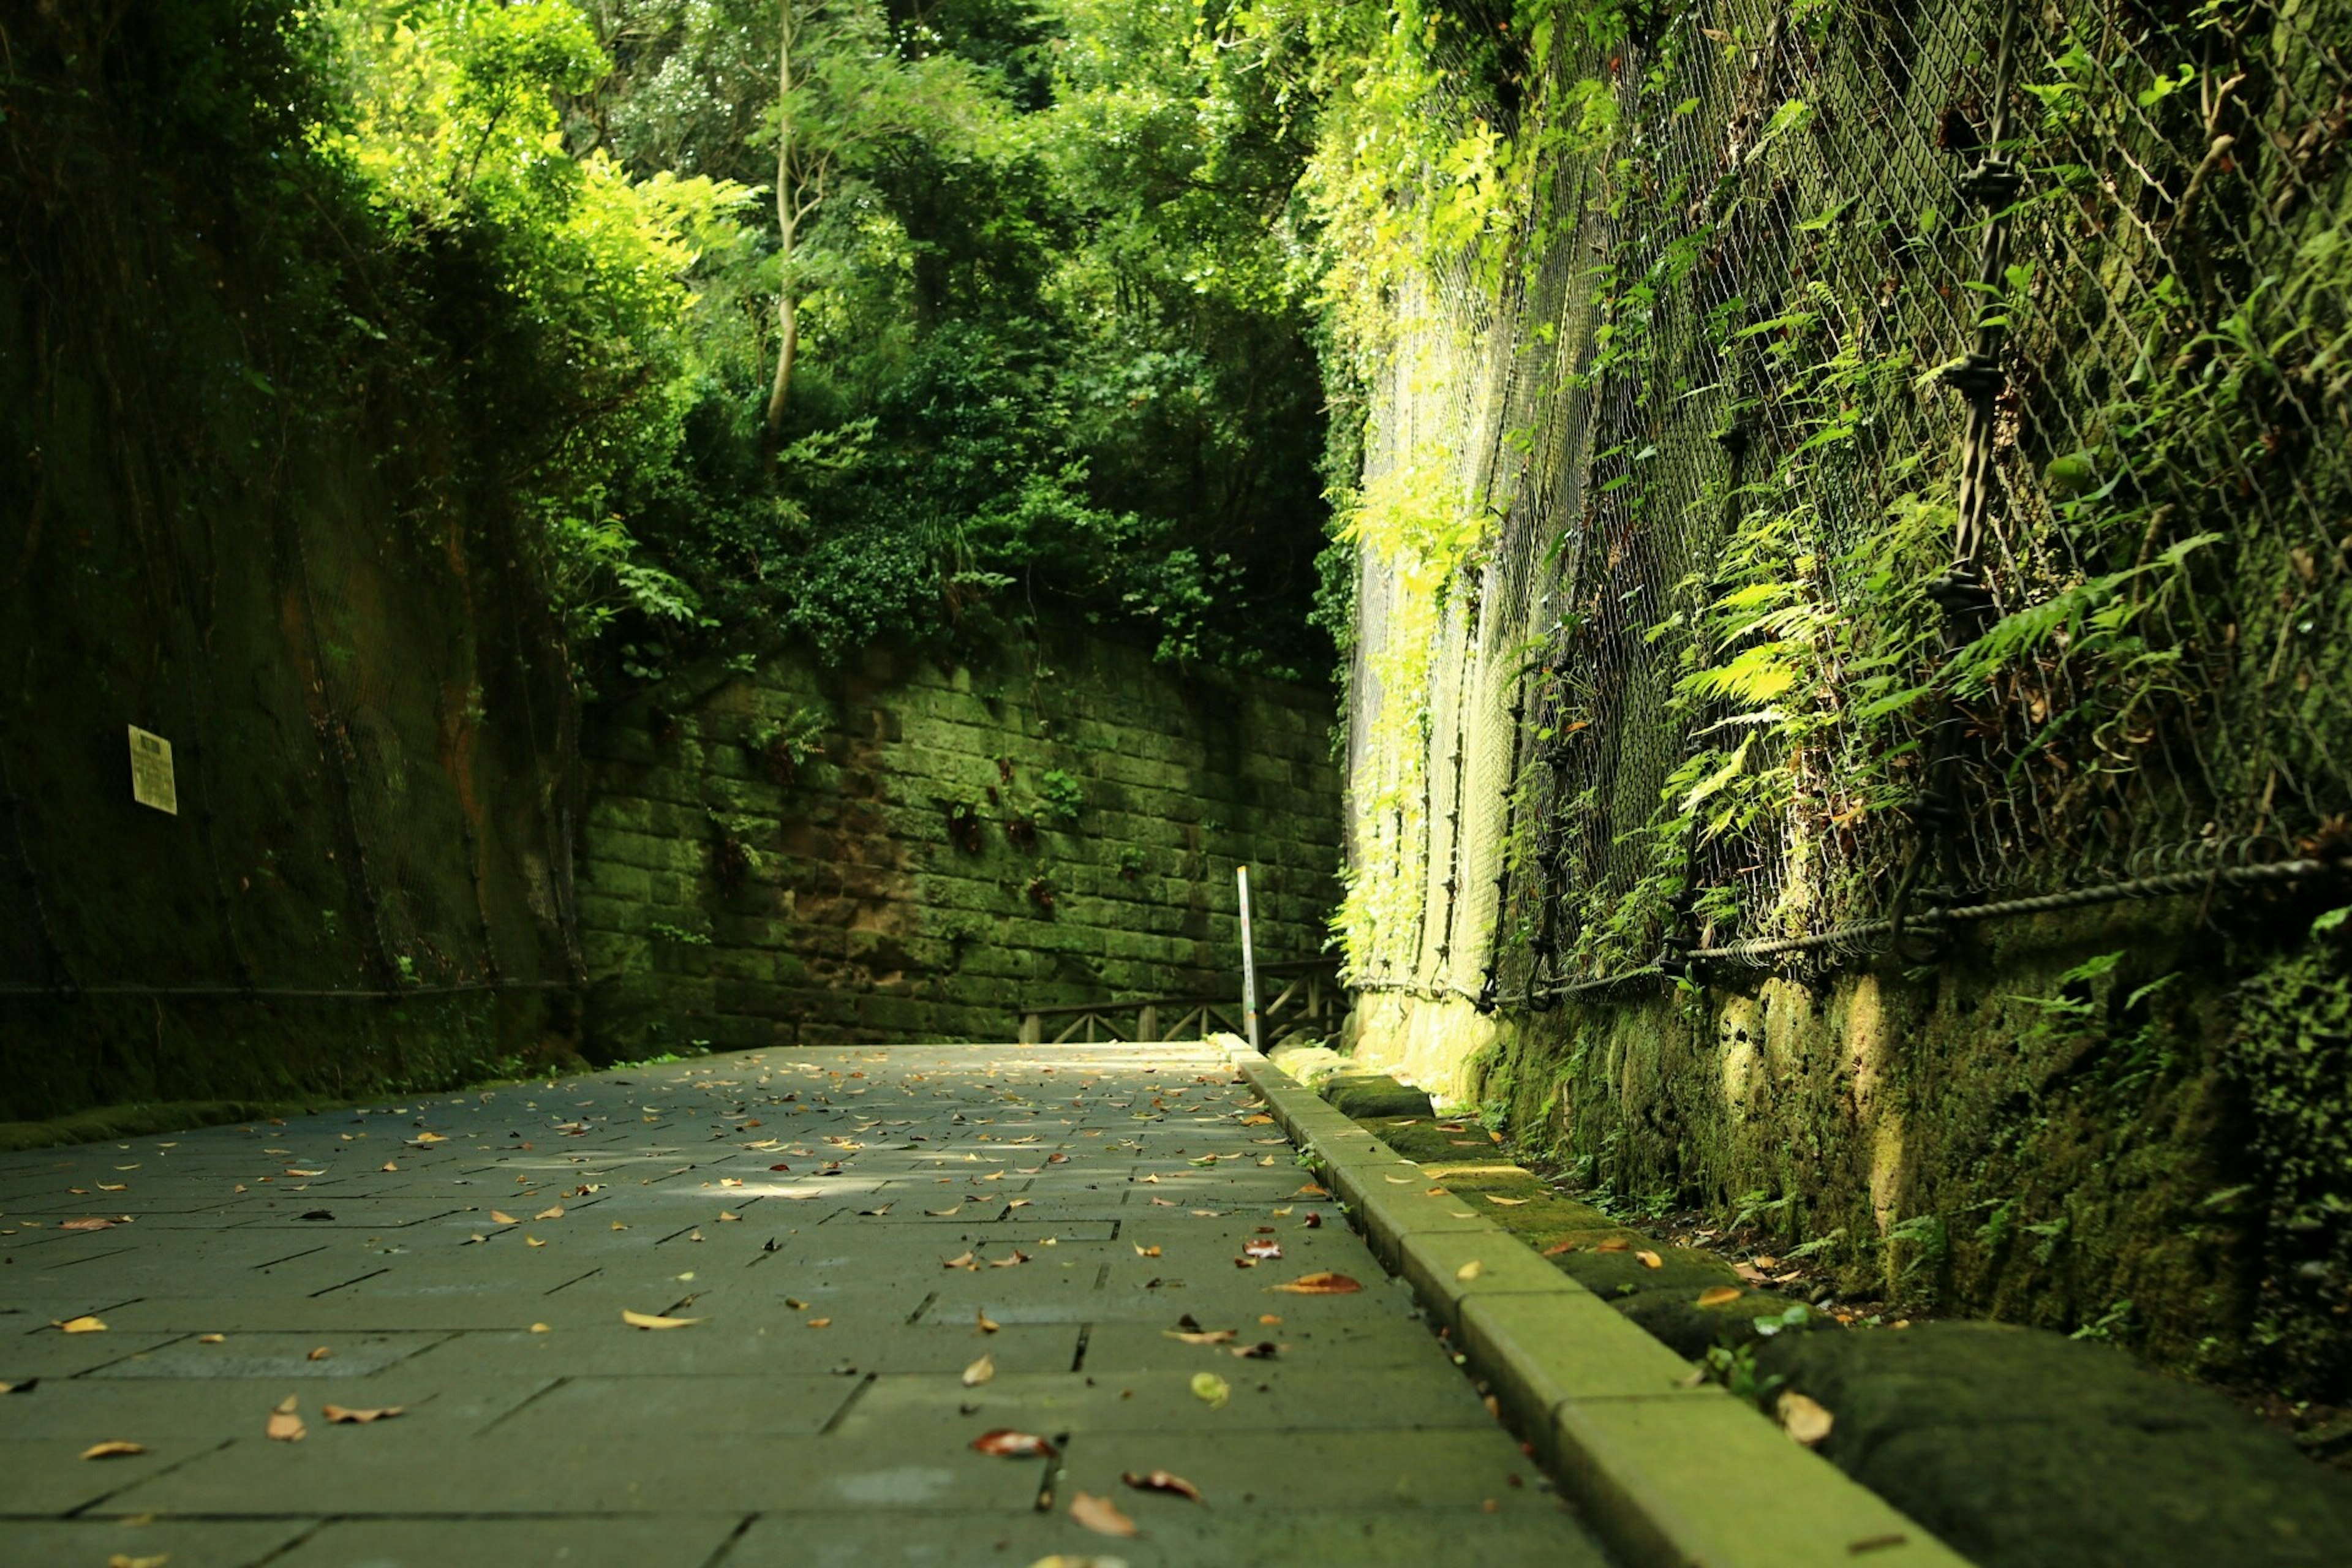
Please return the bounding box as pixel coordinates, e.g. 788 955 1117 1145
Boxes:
1755 1321 2352 1568
576 631 1343 1054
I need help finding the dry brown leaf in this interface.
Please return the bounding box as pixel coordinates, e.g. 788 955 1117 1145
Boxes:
971 1428 1056 1458
962 1353 995 1387
489 1210 518 1226
322 1403 405 1424
1242 1239 1282 1260
1455 1260 1485 1283
1122 1468 1205 1503
1777 1390 1834 1447
805 1317 832 1329
62 1218 118 1232
1238 1114 1275 1126
198 1333 226 1345
529 1323 551 1334
942 1251 978 1271
81 1441 145 1460
1594 1237 1632 1253
987 1250 1030 1268
1294 1183 1329 1197
1697 1286 1745 1308
56 1316 107 1334
1069 1491 1139 1539
285 1168 326 1178
620 1310 704 1330
1424 1187 1449 1197
106 1553 168 1568
1162 1328 1237 1346
533 1206 565 1221
268 1396 306 1442
1541 1238 1578 1256
381 1162 399 1172
1270 1271 1362 1295
1258 1314 1283 1325
976 1310 1000 1334
1133 1244 1162 1258
1635 1250 1664 1270
524 1236 547 1248
306 1347 331 1362
926 1206 964 1218
1485 1195 1532 1207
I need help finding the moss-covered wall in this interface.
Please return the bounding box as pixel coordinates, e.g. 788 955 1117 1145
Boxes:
1351 894 2352 1400
578 630 1342 1053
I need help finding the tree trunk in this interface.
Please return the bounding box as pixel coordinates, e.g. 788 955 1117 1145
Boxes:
765 249 797 434
764 2 798 435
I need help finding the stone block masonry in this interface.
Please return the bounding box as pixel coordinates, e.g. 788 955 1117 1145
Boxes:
576 630 1343 1055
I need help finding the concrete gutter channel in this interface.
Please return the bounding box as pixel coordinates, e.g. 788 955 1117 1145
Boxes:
1230 1046 1975 1568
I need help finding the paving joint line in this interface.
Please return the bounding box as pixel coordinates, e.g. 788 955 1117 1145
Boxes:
1227 1042 1980 1568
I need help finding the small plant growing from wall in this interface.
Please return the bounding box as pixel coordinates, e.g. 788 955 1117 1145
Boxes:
705 810 763 891
1003 814 1039 851
1025 876 1058 913
1033 768 1085 829
1117 846 1147 881
747 706 827 788
945 801 985 854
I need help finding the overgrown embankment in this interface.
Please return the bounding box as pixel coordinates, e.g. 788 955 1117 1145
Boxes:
1287 0 2352 1400
0 4 584 1119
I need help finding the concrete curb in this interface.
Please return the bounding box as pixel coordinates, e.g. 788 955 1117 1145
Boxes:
1232 1046 1977 1568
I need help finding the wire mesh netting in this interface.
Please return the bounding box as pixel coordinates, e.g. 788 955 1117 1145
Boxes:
1344 0 2352 1003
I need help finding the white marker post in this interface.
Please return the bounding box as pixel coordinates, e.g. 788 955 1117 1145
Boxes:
1237 864 1262 1052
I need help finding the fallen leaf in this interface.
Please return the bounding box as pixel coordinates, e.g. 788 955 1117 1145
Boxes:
381 1162 399 1172
976 1310 1000 1334
1697 1286 1745 1308
1777 1390 1834 1446
530 1323 551 1334
1270 1271 1362 1295
621 1310 704 1330
971 1428 1056 1458
55 1316 107 1334
1542 1238 1578 1256
0 1379 33 1394
1294 1183 1329 1197
267 1396 306 1442
987 1250 1030 1268
1069 1491 1139 1538
1635 1250 1664 1270
533 1206 565 1221
411 1133 447 1145
306 1347 331 1362
1242 1239 1282 1260
97 1182 127 1193
1133 1244 1162 1258
962 1353 995 1387
1189 1371 1230 1409
1163 1328 1237 1346
322 1403 405 1424
927 1206 964 1218
524 1236 547 1248
489 1210 518 1225
1594 1237 1631 1253
1456 1260 1485 1282
1238 1114 1274 1126
1122 1468 1205 1502
1229 1340 1283 1359
60 1218 116 1232
106 1553 168 1568
806 1317 832 1329
1258 1314 1283 1326
1485 1195 1532 1207
285 1168 326 1178
198 1333 225 1345
81 1441 145 1460
942 1251 978 1271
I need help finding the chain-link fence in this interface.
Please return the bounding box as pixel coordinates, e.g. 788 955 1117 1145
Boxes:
1346 0 2352 1005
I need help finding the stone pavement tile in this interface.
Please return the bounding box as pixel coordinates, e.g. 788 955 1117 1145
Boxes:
99 1430 1051 1515
1079 1316 1457 1373
717 1504 1602 1568
266 1515 744 1568
0 1332 192 1378
0 1515 313 1567
1044 1427 1560 1512
486 1373 861 1441
100 1291 620 1334
846 1363 1494 1438
386 1319 1079 1379
85 1331 450 1380
0 1434 222 1513
0 1371 550 1439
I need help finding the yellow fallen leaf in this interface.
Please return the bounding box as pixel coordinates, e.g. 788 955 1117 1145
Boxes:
530 1323 551 1333
524 1236 546 1248
1635 1250 1664 1270
267 1395 306 1442
1069 1490 1139 1538
621 1310 704 1330
1189 1371 1230 1409
1134 1244 1161 1258
81 1441 145 1460
322 1403 405 1423
56 1316 107 1334
306 1347 331 1362
107 1553 169 1568
1269 1271 1362 1295
98 1182 127 1192
717 1212 741 1223
976 1310 1000 1334
489 1210 518 1225
1777 1390 1834 1446
962 1353 995 1387
1485 1195 1531 1207
1697 1286 1745 1308
1455 1260 1484 1283
198 1333 225 1345
533 1206 564 1221
1595 1237 1632 1253
381 1162 399 1172
806 1317 832 1329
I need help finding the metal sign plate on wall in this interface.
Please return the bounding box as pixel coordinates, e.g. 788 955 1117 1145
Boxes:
128 725 178 815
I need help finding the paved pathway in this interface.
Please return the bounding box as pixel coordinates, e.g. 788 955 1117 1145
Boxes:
1 1044 1609 1567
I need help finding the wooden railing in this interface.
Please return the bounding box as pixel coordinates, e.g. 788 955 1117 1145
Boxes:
1017 958 1346 1048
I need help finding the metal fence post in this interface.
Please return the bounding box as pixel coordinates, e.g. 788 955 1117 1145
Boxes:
1237 864 1262 1052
